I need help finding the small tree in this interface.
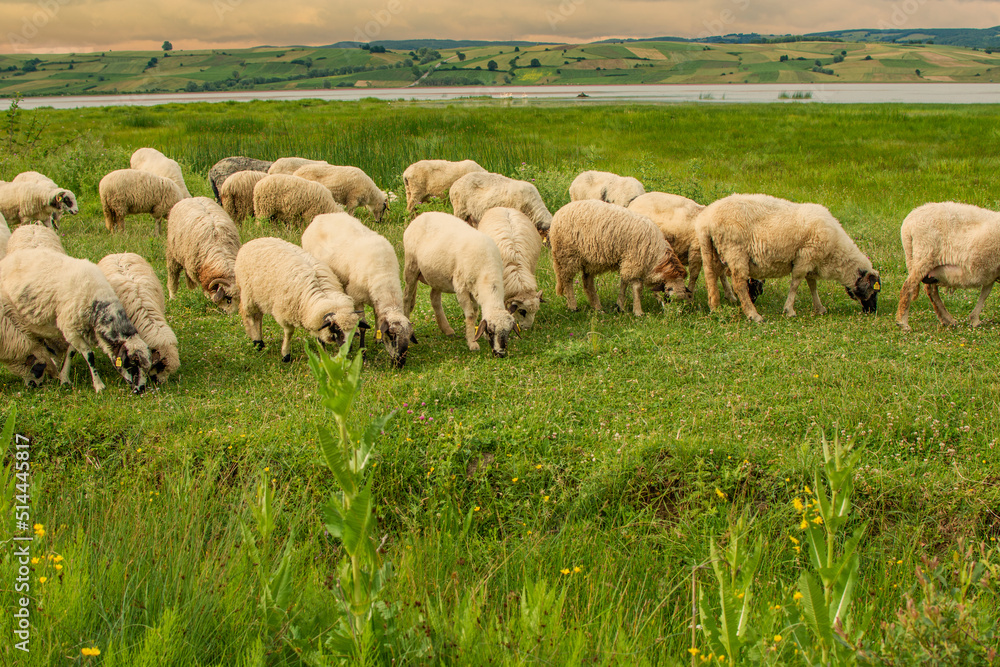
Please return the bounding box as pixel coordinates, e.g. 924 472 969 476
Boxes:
487 60 498 71
530 58 541 67
162 41 173 52
456 51 466 61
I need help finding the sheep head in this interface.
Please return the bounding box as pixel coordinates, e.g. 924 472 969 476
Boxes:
648 253 693 301
208 278 239 314
845 269 881 314
474 310 516 358
112 337 152 395
507 290 542 328
317 310 362 349
748 279 766 304
378 314 417 369
370 192 390 222
53 190 79 215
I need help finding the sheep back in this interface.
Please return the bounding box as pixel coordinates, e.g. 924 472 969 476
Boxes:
627 192 705 264
165 197 241 312
220 170 268 223
900 202 1000 288
450 172 553 231
268 157 328 175
6 224 66 255
253 174 343 226
569 170 645 207
293 164 388 222
477 207 542 327
131 147 191 198
99 169 184 233
402 159 486 211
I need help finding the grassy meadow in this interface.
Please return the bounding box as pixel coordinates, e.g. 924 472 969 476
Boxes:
3 38 1000 97
1 99 1000 665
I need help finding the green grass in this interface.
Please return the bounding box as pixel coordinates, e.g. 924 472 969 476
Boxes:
1 101 1000 664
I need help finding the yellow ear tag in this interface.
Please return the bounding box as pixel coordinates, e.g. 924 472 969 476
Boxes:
515 322 522 334
375 330 383 341
874 282 881 291
115 357 123 368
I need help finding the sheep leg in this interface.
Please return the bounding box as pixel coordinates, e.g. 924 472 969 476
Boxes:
630 281 645 316
783 276 803 317
729 268 764 323
562 275 578 311
924 284 958 327
721 276 738 303
64 334 105 393
702 253 722 312
241 307 265 349
166 258 182 299
280 323 296 362
807 278 827 315
895 268 930 331
402 259 420 317
430 289 454 335
687 249 702 293
582 272 602 312
455 291 481 351
154 216 162 236
969 283 994 327
58 349 74 385
616 279 629 313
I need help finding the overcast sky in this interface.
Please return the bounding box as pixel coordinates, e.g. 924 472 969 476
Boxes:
2 0 999 53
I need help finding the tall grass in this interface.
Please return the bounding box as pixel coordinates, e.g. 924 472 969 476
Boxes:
1 100 1000 664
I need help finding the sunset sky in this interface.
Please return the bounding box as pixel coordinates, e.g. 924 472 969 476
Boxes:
2 0 999 53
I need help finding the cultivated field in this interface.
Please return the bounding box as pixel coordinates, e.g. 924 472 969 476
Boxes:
1 100 999 665
2 39 1000 97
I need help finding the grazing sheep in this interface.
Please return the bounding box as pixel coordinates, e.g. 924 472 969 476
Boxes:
403 159 487 212
5 224 65 255
0 248 151 393
0 214 9 259
628 192 765 303
268 157 328 175
99 169 184 234
450 172 553 232
293 164 389 222
98 253 180 384
549 200 691 316
402 212 517 356
130 147 191 198
235 237 363 361
696 194 881 322
476 207 543 328
302 213 416 367
208 156 272 201
253 174 343 226
11 171 79 228
0 182 78 229
0 295 59 386
896 201 1000 331
220 170 268 223
165 197 241 313
569 170 646 207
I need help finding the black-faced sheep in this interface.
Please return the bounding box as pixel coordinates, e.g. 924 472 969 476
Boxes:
0 248 151 393
293 164 389 222
696 194 881 322
99 169 184 234
450 172 553 232
569 170 645 207
130 147 191 198
302 213 416 368
403 212 516 357
403 159 487 212
252 174 343 227
98 253 180 384
476 207 543 328
896 201 1000 331
208 156 273 201
0 182 78 229
235 237 363 362
11 172 79 228
549 200 691 316
165 197 241 313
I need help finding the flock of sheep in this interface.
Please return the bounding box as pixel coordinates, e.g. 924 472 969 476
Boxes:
1 148 998 394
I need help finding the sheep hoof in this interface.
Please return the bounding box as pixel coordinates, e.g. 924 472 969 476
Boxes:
750 314 765 324
281 354 291 363
813 307 827 316
468 342 480 351
896 321 912 332
252 340 265 351
971 318 982 328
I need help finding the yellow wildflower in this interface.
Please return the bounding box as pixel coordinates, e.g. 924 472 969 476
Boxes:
793 591 804 601
812 516 823 525
774 634 782 643
715 488 727 499
55 564 63 571
474 506 481 512
789 536 799 545
561 568 571 575
544 495 550 502
800 519 809 530
896 559 903 565
573 566 582 573
792 497 804 512
535 464 542 469
804 485 812 495
511 477 518 483
39 577 48 584
31 558 40 565
81 647 100 657
688 648 700 656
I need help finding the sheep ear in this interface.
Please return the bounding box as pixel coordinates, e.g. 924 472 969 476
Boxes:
474 320 488 342
409 332 418 344
536 290 545 303
357 319 371 330
507 302 518 314
150 349 162 365
320 313 335 330
513 322 522 338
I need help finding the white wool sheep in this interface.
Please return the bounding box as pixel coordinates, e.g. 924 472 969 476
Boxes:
402 211 517 356
165 197 241 314
219 170 268 223
896 201 1000 331
402 159 487 212
0 297 59 386
98 252 180 384
130 147 191 198
208 156 272 201
302 213 416 367
476 207 543 328
0 182 78 228
696 194 881 322
99 169 184 234
450 172 553 232
268 157 329 175
253 174 343 226
5 224 66 255
0 248 151 393
549 200 691 316
11 172 79 228
569 170 645 207
293 164 389 222
0 214 9 259
235 237 363 361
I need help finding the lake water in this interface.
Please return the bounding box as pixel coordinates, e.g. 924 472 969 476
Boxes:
4 83 1000 110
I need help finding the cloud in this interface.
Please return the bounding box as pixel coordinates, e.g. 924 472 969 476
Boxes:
2 0 999 53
